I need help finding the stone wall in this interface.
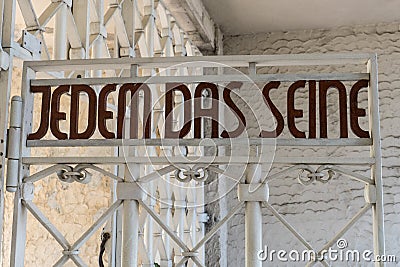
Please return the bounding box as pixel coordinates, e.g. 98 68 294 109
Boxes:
217 22 400 266
2 67 114 266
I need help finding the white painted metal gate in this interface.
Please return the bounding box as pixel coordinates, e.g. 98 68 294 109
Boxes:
5 53 385 266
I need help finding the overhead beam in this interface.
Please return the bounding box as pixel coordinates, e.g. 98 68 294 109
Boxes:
161 0 219 53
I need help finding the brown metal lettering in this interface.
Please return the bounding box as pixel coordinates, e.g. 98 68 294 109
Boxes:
319 80 348 138
350 80 370 138
70 85 97 139
287 81 306 138
32 79 368 140
117 83 152 139
308 81 317 138
98 84 116 139
194 82 219 138
50 85 69 140
260 81 284 138
28 86 51 140
164 83 192 138
220 82 246 138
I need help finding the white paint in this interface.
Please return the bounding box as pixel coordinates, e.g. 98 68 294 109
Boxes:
203 0 400 34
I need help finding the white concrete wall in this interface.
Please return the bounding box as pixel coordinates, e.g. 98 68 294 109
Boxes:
219 22 400 266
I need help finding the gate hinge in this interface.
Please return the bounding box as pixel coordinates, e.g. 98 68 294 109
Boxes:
6 96 23 192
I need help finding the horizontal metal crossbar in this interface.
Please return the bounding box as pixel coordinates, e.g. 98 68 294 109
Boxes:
27 138 373 147
30 73 369 86
24 53 374 71
22 156 375 165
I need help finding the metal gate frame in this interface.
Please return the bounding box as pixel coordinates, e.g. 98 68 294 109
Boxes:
7 53 385 266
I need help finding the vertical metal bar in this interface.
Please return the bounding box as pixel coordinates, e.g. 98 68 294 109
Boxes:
368 55 385 267
0 0 5 43
92 0 104 78
121 0 135 58
215 32 226 266
0 0 16 49
122 165 140 266
111 160 123 267
53 3 67 60
143 1 156 264
72 0 90 55
245 62 262 267
144 0 155 57
172 65 186 265
72 0 90 78
122 64 140 266
10 190 28 267
245 164 262 267
158 15 174 264
112 2 127 260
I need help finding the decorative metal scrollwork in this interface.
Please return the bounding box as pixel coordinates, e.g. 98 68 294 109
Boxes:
174 165 209 183
297 165 336 185
57 164 92 184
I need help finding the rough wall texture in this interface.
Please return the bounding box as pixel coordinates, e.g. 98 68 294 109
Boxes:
219 22 400 266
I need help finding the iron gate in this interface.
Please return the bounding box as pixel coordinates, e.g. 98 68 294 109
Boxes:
6 53 385 266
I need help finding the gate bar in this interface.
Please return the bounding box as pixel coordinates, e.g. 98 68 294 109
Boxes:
122 165 140 266
368 55 385 267
245 164 262 267
24 53 374 72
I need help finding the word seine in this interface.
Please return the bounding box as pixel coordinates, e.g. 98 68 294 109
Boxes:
28 80 369 140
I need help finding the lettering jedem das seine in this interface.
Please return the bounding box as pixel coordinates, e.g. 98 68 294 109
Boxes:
28 80 369 140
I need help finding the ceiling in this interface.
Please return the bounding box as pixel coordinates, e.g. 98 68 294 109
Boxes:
201 0 400 35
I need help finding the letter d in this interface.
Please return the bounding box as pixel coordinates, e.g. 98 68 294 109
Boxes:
257 245 268 261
